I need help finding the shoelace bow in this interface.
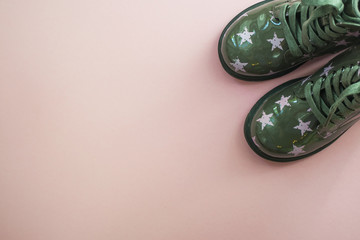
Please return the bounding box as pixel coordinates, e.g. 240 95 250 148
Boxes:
275 0 351 57
304 64 360 130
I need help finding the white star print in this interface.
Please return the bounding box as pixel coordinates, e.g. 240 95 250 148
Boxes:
288 144 305 156
335 40 349 46
230 58 248 72
256 111 274 130
320 63 334 77
239 13 248 19
264 70 276 75
237 27 255 45
252 136 260 147
267 32 284 51
269 11 275 21
294 119 313 136
346 31 360 37
307 108 312 112
323 131 334 139
301 75 312 86
275 95 291 111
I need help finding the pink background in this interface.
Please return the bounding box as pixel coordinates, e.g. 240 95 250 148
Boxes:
1 0 360 239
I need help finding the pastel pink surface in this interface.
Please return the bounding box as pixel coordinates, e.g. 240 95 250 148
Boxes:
1 0 360 239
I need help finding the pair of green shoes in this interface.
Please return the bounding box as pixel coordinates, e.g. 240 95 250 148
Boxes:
218 0 360 161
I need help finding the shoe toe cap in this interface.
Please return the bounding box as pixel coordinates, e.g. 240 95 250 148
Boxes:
218 0 305 80
246 81 320 160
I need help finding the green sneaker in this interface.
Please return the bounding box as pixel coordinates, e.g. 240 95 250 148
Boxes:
244 45 360 161
219 0 360 81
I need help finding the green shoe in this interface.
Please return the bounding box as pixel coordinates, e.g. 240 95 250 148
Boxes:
244 45 360 161
219 0 360 81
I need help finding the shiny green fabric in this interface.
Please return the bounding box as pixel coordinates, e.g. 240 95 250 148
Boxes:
219 0 360 80
244 45 360 161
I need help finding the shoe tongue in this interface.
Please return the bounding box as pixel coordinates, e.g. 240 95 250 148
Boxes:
344 0 360 18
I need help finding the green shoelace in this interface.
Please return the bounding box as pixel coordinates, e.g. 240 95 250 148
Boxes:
304 64 360 130
275 0 359 57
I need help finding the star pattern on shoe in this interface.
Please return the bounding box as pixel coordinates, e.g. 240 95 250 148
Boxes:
237 27 255 45
335 39 349 46
301 75 312 86
230 58 248 72
320 63 334 77
346 31 360 37
239 13 249 19
275 95 291 111
267 32 284 51
307 108 312 112
294 119 312 136
269 11 275 21
288 144 305 156
256 111 274 130
264 70 276 75
323 131 335 139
